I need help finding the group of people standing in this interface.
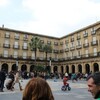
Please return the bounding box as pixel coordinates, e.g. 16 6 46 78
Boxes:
0 69 22 92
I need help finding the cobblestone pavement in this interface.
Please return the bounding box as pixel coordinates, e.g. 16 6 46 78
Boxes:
0 79 94 100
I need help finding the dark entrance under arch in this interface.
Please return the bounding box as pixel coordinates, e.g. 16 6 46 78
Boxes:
1 63 8 73
30 65 35 72
12 64 18 72
53 66 58 73
78 64 82 73
85 64 90 74
93 63 99 72
45 66 51 73
61 66 63 74
66 66 69 73
21 64 27 72
72 65 75 73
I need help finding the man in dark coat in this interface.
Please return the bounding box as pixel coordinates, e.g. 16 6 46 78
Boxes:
0 69 6 92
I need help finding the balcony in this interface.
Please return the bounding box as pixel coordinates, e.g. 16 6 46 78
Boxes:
53 50 59 53
65 40 69 44
40 40 44 44
60 42 63 45
60 49 64 53
70 46 75 51
3 44 10 48
5 34 10 38
76 45 82 49
83 43 89 48
13 45 20 49
22 46 28 50
91 40 98 46
91 31 96 35
23 37 28 41
54 42 58 46
14 36 19 40
47 41 51 45
83 33 88 38
70 38 74 42
77 36 81 40
65 48 69 52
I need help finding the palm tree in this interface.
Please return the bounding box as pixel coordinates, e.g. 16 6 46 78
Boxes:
43 44 52 69
29 37 42 65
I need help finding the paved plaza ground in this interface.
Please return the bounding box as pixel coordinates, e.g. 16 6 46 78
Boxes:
0 78 94 100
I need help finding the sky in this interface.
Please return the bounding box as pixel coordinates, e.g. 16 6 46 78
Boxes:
0 0 100 38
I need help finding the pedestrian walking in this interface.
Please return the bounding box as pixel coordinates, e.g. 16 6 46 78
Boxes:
14 71 23 91
0 69 6 92
87 72 100 100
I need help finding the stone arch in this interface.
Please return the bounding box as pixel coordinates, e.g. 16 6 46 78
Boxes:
45 66 51 73
72 65 75 73
1 63 8 73
53 66 58 73
66 65 69 73
78 64 82 73
93 63 99 72
30 65 35 72
12 64 18 72
61 66 64 74
85 64 90 74
21 64 27 72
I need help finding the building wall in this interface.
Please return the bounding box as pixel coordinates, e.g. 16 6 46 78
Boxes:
0 21 100 74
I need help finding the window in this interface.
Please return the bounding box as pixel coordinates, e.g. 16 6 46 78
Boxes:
85 49 88 57
93 48 97 56
5 32 10 38
14 41 18 48
23 52 27 59
15 33 19 39
77 40 81 45
66 43 69 48
54 54 58 61
24 34 28 39
91 27 95 32
14 51 18 58
71 42 74 47
77 51 81 58
4 40 9 47
85 39 88 44
93 36 96 42
23 42 28 49
4 50 8 57
5 40 9 44
32 52 35 59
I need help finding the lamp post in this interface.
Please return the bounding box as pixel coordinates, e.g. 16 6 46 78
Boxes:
16 60 18 71
49 57 51 73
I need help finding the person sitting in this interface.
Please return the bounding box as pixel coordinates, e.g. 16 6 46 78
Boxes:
22 77 54 100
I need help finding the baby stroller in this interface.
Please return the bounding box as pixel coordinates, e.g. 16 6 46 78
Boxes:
6 79 14 90
61 84 71 91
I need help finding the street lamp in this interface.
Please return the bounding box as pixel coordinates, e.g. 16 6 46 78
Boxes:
16 60 18 71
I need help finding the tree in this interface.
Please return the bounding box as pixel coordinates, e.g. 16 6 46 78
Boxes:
29 37 42 65
42 44 52 69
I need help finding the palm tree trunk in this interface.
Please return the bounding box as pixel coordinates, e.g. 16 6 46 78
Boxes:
45 52 47 67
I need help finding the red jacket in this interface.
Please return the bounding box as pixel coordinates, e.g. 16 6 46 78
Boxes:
63 77 68 85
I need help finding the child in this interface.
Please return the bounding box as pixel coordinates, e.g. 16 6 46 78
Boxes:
63 76 69 87
62 76 71 91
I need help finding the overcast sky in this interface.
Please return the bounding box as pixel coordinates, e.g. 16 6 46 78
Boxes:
0 0 100 37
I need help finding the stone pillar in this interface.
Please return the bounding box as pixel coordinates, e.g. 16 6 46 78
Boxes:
69 65 72 73
75 64 78 73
